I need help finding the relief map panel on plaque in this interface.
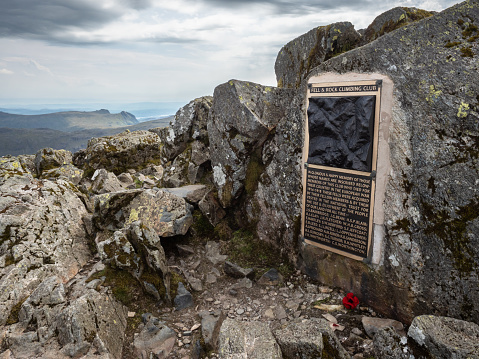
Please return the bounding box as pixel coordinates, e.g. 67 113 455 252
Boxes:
302 80 382 261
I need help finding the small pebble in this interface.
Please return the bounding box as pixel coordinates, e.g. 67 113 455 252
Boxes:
236 308 245 315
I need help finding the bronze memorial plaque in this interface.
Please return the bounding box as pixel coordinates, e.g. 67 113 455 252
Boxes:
302 80 382 261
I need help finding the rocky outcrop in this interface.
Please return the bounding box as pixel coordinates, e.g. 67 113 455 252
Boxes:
93 188 193 237
360 7 435 45
300 0 479 324
0 159 91 327
208 80 296 208
274 8 435 90
207 80 304 254
74 129 162 176
275 22 361 89
151 97 213 188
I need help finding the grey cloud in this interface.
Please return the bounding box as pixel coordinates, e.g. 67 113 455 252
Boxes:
196 0 377 14
0 0 119 38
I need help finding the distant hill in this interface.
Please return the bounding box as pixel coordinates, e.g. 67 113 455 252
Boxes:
0 116 173 156
0 109 139 132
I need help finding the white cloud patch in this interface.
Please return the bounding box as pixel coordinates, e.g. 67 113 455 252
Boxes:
0 68 13 75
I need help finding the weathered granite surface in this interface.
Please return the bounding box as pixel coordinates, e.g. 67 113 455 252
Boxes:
301 0 479 323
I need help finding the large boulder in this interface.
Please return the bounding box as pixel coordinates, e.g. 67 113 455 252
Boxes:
300 0 479 323
208 79 296 208
274 8 435 90
273 318 350 359
0 158 91 326
275 22 361 89
218 318 282 358
3 274 128 359
75 130 162 176
151 96 212 162
408 315 479 359
34 147 73 176
93 188 193 237
150 97 213 188
360 7 435 45
95 221 171 300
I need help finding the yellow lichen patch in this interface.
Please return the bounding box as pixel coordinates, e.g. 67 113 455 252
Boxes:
128 208 140 223
457 102 470 118
426 85 442 102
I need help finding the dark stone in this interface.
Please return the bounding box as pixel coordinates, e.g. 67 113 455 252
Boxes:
174 282 193 310
224 261 255 279
258 269 283 286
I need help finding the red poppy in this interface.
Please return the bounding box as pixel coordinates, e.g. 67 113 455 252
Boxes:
342 292 359 309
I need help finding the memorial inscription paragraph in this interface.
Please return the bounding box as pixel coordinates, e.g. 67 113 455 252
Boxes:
304 167 372 258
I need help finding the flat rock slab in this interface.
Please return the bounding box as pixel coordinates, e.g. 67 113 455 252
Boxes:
408 315 479 359
218 318 282 358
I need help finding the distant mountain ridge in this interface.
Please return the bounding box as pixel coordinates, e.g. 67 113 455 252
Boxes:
0 115 173 156
0 109 138 132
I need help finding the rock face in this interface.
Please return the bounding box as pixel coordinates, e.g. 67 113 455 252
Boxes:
0 158 91 327
274 8 435 89
151 97 213 188
208 79 303 254
299 0 479 323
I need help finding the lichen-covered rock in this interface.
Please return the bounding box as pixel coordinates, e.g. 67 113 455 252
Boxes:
133 317 176 359
76 130 162 175
55 289 127 359
273 318 350 359
93 188 193 237
198 190 226 226
373 327 410 359
42 164 84 185
90 168 125 194
275 22 361 89
208 79 296 208
0 155 35 184
0 167 91 326
2 274 128 359
152 98 213 188
151 96 212 162
301 0 479 323
95 222 171 301
34 147 73 176
360 7 435 45
218 318 282 358
408 315 479 358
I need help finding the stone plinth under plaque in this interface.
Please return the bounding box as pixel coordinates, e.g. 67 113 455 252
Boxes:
302 80 381 261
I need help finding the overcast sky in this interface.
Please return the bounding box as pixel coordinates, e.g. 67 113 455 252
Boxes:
0 0 461 106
